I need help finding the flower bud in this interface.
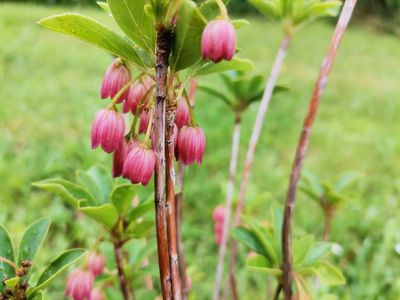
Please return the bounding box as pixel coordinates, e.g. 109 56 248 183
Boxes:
139 110 151 134
87 251 106 277
213 205 225 245
122 144 156 185
90 288 105 300
65 269 94 300
177 126 206 165
91 109 125 153
112 141 127 178
175 97 190 129
101 58 131 102
201 20 236 63
122 80 150 114
213 205 225 222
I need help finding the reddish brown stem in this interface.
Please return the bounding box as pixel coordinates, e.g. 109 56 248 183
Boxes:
154 27 173 300
166 104 182 300
281 2 358 298
213 116 241 300
229 34 292 298
114 242 132 300
176 163 189 299
323 206 335 242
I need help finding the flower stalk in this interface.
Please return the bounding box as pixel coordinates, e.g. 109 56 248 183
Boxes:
229 34 292 298
281 1 358 298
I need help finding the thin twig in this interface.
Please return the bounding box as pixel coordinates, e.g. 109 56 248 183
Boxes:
154 27 173 300
229 34 292 298
0 256 18 272
273 283 282 300
176 163 189 299
281 1 358 298
113 242 132 300
166 103 182 299
213 116 241 300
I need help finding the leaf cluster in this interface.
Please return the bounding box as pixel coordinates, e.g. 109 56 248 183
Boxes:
0 219 85 299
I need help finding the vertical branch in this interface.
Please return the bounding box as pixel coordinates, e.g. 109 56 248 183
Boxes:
281 1 357 298
114 242 132 300
166 103 183 299
213 116 241 300
154 27 173 300
229 34 292 298
176 163 189 299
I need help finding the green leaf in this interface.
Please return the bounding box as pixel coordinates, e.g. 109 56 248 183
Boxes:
231 19 249 29
127 220 154 238
79 204 119 229
247 255 281 276
97 1 112 16
301 171 323 198
293 235 314 266
29 249 86 296
77 165 113 205
29 290 44 300
313 261 346 286
195 58 254 76
242 216 279 264
303 242 331 266
198 84 233 108
170 0 207 71
4 277 19 288
249 0 280 19
199 0 219 20
231 227 268 258
334 171 358 192
108 0 155 53
0 225 16 290
38 13 145 68
111 184 136 215
33 178 93 208
309 1 342 18
18 218 50 266
127 200 154 223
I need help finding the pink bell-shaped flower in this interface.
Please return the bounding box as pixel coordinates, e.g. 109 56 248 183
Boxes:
65 269 94 300
177 126 206 165
91 108 125 153
87 251 106 277
122 144 156 185
201 19 236 63
175 97 190 129
101 58 131 103
90 288 105 300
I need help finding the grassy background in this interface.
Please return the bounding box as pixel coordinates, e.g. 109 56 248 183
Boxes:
1 2 400 299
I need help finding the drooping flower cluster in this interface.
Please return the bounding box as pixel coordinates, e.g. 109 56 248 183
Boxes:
213 205 225 245
66 252 106 300
91 60 207 186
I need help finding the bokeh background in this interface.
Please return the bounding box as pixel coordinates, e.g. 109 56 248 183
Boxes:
1 0 400 299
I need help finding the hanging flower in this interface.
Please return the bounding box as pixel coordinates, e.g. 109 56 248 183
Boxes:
91 108 125 153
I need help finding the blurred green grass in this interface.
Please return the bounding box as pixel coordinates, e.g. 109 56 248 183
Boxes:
1 2 400 299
